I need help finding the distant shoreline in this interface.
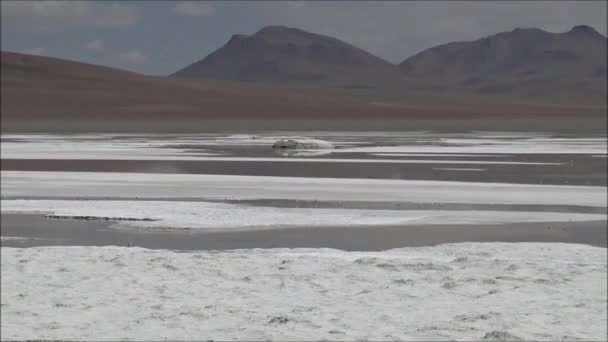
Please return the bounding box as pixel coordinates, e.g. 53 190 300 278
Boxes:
2 117 607 134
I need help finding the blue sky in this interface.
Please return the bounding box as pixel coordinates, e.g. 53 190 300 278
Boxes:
2 1 606 75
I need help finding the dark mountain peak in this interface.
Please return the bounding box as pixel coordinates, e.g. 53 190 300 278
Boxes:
255 25 298 35
224 34 251 47
251 25 310 40
569 25 598 34
510 27 546 34
223 26 321 47
171 26 398 85
567 25 604 38
254 25 328 39
227 33 248 42
251 25 346 47
399 25 607 88
490 27 551 41
221 26 347 50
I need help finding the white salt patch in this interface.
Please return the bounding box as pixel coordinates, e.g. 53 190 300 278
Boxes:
4 140 554 163
1 243 606 341
0 236 30 242
0 134 348 160
432 168 487 172
336 136 607 154
371 153 511 157
155 157 559 165
2 171 605 208
0 140 220 160
1 200 604 230
469 131 547 138
3 133 604 160
187 135 336 147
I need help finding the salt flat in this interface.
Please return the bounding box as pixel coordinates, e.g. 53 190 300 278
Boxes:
1 132 606 342
2 199 605 230
334 136 607 154
0 138 221 160
2 133 606 161
2 243 606 341
2 171 605 207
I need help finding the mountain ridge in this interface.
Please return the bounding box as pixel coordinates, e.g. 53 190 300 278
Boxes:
399 25 606 82
171 25 402 87
171 25 606 105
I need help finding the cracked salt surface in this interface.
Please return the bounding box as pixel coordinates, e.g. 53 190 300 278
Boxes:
1 243 606 341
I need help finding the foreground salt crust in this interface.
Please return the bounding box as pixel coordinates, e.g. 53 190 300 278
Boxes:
1 243 606 341
2 199 605 230
2 171 606 207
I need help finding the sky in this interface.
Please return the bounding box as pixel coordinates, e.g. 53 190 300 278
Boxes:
1 1 606 75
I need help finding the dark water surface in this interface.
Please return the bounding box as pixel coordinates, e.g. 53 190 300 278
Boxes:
2 153 606 186
2 214 606 250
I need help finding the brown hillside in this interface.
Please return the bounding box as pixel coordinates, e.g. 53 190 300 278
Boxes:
1 51 605 133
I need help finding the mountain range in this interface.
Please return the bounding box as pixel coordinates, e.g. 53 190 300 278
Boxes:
1 24 606 133
173 25 607 105
400 25 607 103
172 25 401 88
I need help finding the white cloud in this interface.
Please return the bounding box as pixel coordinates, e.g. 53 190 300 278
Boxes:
85 39 104 53
1 1 141 32
173 1 215 17
22 47 47 56
114 50 147 66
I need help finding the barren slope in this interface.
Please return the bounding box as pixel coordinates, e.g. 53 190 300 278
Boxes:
400 26 607 105
172 25 403 88
1 51 605 133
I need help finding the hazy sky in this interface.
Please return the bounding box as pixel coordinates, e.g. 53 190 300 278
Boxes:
1 1 606 75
